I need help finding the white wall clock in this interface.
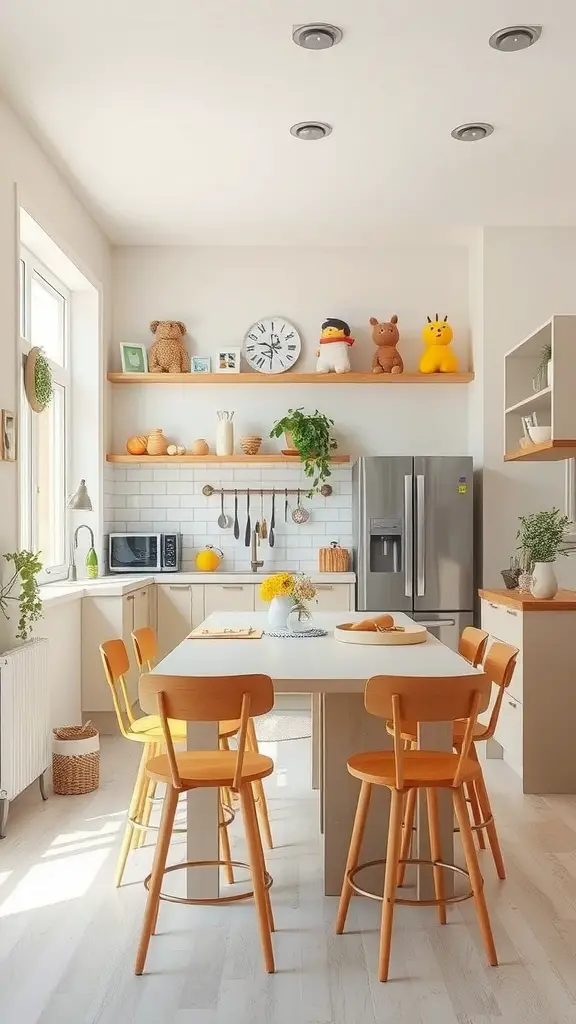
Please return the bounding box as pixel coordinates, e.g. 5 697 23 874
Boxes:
243 318 302 374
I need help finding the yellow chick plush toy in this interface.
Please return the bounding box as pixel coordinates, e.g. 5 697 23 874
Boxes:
419 314 458 373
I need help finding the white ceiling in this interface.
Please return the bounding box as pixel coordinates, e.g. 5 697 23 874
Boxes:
0 1 575 244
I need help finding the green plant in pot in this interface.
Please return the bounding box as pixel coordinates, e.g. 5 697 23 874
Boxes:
0 550 43 641
516 507 570 599
270 407 337 492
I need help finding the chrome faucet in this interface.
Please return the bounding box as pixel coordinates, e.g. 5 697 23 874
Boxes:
68 524 95 581
250 526 264 574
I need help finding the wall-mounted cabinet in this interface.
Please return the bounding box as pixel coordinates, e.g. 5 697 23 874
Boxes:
504 315 576 462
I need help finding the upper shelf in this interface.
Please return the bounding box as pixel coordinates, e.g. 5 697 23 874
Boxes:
107 371 474 386
106 454 351 464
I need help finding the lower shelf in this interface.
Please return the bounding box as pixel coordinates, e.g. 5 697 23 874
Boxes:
106 454 351 464
504 439 576 462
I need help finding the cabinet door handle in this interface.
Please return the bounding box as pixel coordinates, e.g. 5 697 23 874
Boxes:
316 585 333 591
506 609 517 616
222 585 244 590
489 602 499 609
126 595 135 603
168 585 190 591
508 699 517 709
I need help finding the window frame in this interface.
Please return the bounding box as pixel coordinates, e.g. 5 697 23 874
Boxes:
19 247 71 583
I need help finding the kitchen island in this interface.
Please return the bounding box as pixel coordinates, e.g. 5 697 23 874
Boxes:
153 610 478 898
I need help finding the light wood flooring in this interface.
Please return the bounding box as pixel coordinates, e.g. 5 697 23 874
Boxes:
3 732 576 1023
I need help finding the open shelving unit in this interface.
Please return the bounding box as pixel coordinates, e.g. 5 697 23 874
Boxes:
106 453 351 464
107 371 474 386
504 315 576 462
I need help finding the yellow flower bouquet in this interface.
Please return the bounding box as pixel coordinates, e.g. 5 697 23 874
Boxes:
260 572 317 628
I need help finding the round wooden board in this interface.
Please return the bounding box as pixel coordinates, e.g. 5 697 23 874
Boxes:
334 623 428 646
24 347 44 412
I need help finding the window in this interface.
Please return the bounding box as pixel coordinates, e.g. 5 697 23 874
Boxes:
19 249 70 581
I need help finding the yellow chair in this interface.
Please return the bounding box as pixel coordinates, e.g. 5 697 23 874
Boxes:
135 671 275 976
132 626 274 855
100 639 187 886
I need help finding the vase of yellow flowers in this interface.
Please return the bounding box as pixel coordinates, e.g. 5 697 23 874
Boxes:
259 572 317 631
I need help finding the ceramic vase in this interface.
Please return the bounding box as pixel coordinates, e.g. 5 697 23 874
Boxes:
530 561 558 600
146 428 168 456
267 595 294 631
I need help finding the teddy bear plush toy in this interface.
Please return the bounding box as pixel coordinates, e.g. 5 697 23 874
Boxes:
148 320 190 373
369 315 403 374
316 318 355 373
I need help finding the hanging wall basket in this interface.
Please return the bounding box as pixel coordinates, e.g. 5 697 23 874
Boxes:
25 347 53 413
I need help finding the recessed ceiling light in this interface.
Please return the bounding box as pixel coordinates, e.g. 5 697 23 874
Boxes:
290 122 332 141
451 122 494 142
292 23 343 50
489 25 542 52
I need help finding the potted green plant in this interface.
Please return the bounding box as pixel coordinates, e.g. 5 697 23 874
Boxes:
516 508 570 599
0 550 43 641
270 407 337 492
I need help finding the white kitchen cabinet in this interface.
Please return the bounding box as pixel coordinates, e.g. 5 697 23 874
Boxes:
156 583 205 660
480 589 576 792
82 584 152 714
204 583 254 615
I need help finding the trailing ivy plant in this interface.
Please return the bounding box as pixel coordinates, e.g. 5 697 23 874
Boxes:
0 550 43 641
517 508 571 566
35 352 53 409
270 407 337 493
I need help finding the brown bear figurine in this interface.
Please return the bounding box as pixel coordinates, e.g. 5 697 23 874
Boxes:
149 320 190 373
369 315 403 374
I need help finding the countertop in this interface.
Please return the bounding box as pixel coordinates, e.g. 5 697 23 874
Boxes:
479 587 576 611
40 571 356 609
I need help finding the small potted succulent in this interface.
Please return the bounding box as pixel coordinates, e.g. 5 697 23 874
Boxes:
517 507 570 599
270 407 337 492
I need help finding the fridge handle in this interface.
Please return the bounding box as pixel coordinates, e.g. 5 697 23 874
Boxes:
403 475 413 599
416 474 425 597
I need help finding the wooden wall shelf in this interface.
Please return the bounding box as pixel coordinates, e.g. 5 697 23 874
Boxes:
504 440 576 463
106 454 351 465
107 371 474 386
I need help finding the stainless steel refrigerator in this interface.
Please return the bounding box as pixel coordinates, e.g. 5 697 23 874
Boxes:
353 456 474 651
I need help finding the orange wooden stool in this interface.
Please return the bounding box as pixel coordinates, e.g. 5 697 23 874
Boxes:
135 671 275 976
337 670 497 982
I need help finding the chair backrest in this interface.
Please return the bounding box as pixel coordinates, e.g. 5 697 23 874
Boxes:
365 671 490 789
480 640 519 739
139 672 274 790
132 626 158 672
99 639 136 737
458 626 489 667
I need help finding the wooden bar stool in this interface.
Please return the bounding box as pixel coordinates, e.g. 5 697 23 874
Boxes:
132 626 274 857
135 671 276 976
99 639 187 886
336 669 496 982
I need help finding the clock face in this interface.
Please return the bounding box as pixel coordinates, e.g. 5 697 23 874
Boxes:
243 318 301 374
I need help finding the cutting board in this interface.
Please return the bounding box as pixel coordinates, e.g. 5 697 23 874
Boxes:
186 626 263 640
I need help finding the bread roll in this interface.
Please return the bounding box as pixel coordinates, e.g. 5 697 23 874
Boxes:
350 619 378 632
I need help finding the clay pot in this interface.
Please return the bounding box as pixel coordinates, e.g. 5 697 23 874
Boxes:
190 438 209 456
126 435 148 455
146 429 168 456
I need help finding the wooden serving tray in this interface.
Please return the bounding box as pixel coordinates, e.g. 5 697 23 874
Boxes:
334 623 428 646
186 627 263 640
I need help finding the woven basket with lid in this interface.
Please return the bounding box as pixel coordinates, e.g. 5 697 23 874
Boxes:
318 542 350 572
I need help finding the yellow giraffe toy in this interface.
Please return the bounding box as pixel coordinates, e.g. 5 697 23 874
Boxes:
419 313 458 373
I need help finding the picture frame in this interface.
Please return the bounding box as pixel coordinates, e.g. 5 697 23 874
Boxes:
215 347 241 374
192 356 212 374
1 410 16 461
120 343 148 374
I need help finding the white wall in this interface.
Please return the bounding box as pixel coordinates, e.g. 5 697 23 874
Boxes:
0 92 111 649
479 227 576 588
110 245 471 459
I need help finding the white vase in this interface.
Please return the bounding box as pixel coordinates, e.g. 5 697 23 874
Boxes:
216 419 234 456
530 561 558 599
267 595 294 631
547 359 553 388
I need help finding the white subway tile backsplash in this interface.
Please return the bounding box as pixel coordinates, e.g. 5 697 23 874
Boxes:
180 494 209 508
126 469 153 482
139 481 167 495
115 482 136 495
167 482 197 495
338 508 353 521
154 493 180 508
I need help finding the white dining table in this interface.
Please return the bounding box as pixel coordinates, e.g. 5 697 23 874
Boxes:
153 610 478 900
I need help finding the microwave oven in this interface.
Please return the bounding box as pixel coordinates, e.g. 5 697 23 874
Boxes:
108 533 181 573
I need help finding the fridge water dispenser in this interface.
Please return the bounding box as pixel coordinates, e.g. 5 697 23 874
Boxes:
369 518 403 573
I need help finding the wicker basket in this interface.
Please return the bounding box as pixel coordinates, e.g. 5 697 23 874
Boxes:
318 543 350 572
52 723 100 796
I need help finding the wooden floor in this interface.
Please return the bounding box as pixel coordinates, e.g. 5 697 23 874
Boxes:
3 733 576 1024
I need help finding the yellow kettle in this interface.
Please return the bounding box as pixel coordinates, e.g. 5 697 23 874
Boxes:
195 545 223 572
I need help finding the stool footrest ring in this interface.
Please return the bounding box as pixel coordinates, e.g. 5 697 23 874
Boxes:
348 858 475 907
144 859 273 906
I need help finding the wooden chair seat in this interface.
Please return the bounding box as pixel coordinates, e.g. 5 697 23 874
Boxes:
385 718 488 745
129 716 187 742
347 750 481 789
145 749 274 788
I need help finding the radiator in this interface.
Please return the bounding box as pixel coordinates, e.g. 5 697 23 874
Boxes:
0 638 50 804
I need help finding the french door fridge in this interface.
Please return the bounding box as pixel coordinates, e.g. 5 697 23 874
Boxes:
353 456 474 650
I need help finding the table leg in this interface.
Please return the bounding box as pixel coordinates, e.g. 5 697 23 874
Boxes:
186 721 219 900
416 722 454 901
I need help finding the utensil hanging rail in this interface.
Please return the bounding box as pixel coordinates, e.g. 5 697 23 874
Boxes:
202 484 333 497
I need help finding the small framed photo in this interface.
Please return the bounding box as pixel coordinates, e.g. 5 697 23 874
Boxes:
192 356 212 373
215 348 241 374
120 343 148 374
1 410 16 461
